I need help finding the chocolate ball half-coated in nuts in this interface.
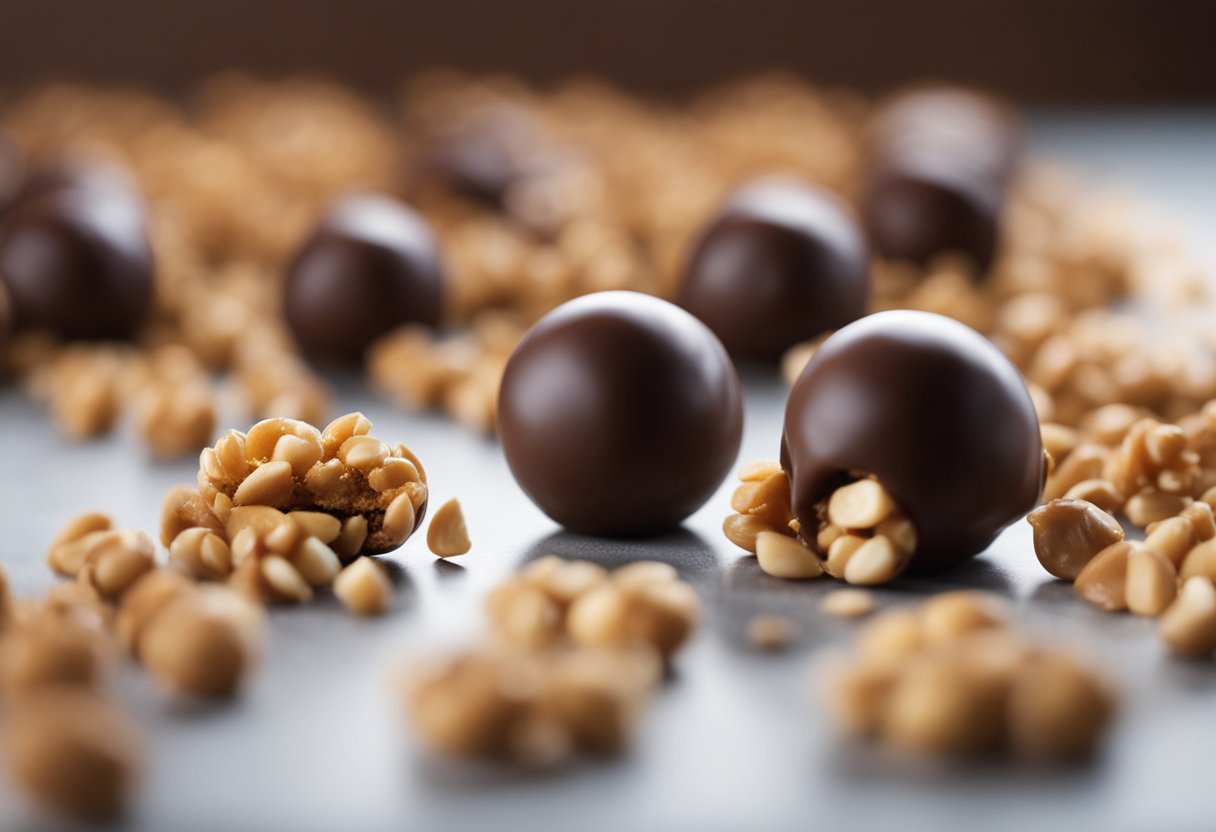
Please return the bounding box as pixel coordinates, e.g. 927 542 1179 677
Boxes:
0 179 153 340
498 291 744 535
677 177 870 361
284 193 444 363
782 310 1043 571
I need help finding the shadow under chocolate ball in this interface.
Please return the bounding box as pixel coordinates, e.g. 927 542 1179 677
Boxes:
782 310 1043 572
677 177 870 361
284 193 444 364
497 291 744 536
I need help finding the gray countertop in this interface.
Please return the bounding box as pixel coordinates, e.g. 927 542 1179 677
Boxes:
1 112 1215 832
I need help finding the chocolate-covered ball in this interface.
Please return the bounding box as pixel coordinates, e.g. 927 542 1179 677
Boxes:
17 155 141 209
861 159 1003 271
0 131 27 215
413 106 542 209
0 179 153 340
860 88 1018 272
782 310 1043 571
283 193 444 364
677 177 870 361
498 291 743 535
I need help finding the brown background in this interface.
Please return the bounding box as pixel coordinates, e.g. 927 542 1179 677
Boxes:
0 0 1213 102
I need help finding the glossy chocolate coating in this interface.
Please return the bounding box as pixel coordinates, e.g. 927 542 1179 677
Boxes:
677 177 870 361
0 131 26 215
860 88 1018 272
17 155 141 208
0 175 153 340
283 193 444 364
412 106 547 209
782 310 1043 571
498 291 744 535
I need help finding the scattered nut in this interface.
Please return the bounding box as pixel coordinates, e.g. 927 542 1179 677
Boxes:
746 615 800 651
3 689 143 821
333 557 394 616
1027 498 1125 580
820 589 877 618
427 498 471 557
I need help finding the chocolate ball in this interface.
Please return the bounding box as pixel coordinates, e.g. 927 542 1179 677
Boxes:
17 156 141 209
283 193 444 363
498 291 743 535
860 88 1018 272
860 159 1003 271
782 310 1043 572
413 106 541 208
0 131 27 215
677 177 870 361
0 179 153 340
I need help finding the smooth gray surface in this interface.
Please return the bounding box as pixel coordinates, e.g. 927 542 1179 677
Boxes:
1 113 1215 832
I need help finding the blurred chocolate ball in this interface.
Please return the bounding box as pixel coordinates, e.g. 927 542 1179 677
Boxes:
498 291 743 535
677 177 870 361
0 131 27 215
283 193 444 364
0 173 153 340
782 310 1043 571
17 155 142 209
860 87 1018 272
413 106 543 208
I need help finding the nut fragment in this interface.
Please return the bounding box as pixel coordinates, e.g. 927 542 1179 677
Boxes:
1027 499 1125 581
828 478 896 529
842 536 907 586
1125 547 1177 617
820 589 877 618
1074 542 1132 612
1159 576 1216 655
1007 653 1117 760
427 498 471 557
746 615 800 651
3 689 143 820
139 586 265 698
755 531 823 580
824 592 1115 760
333 557 394 616
722 513 772 553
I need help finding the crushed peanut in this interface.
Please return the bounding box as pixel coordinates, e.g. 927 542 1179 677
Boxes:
426 498 471 557
404 557 697 764
333 558 394 616
747 614 801 651
823 593 1116 760
1027 498 1124 580
820 589 877 618
724 465 915 586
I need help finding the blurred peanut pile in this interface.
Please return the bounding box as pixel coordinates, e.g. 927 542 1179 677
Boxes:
4 73 1208 449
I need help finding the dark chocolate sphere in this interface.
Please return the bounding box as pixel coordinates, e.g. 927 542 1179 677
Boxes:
414 106 541 208
0 180 153 340
868 88 1018 189
677 177 870 361
782 310 1043 571
283 193 444 363
0 131 27 215
860 158 1002 271
498 291 744 535
860 88 1018 272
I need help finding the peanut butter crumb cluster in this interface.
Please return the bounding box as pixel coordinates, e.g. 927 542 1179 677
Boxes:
156 412 447 608
823 592 1116 760
724 464 916 586
404 557 698 765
